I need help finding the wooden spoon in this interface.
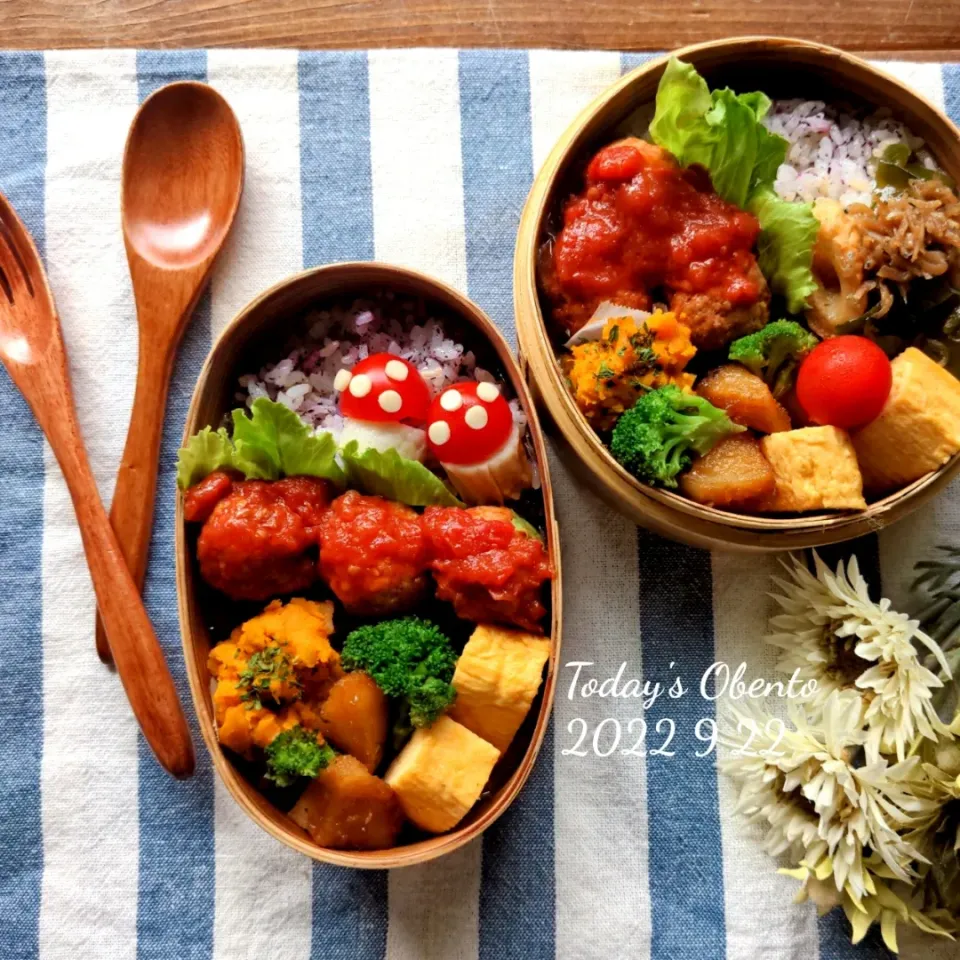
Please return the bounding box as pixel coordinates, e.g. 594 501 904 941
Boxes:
95 82 244 663
0 191 195 778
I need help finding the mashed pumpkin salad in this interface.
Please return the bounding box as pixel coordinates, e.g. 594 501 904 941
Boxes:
539 57 960 514
178 294 553 852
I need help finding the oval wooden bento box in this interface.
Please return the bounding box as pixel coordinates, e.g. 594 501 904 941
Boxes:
175 263 562 868
515 36 960 552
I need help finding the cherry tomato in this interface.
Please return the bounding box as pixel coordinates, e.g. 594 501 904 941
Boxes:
426 381 514 465
796 336 892 430
335 353 431 424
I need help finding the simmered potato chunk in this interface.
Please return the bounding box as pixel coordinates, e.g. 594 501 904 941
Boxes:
319 673 389 773
696 365 791 434
680 433 775 509
289 755 404 850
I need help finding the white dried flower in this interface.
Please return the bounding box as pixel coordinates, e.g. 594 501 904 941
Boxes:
782 856 954 952
765 553 950 760
720 691 933 902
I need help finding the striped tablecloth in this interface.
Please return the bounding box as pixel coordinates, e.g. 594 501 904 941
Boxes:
2 48 960 960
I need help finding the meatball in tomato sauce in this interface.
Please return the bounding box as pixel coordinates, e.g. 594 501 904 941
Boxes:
194 476 331 601
422 506 552 632
318 491 430 615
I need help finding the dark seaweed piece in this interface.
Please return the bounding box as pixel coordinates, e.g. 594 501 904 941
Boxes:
837 276 960 373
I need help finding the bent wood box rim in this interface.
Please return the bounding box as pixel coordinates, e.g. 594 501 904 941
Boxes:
175 261 563 868
514 35 960 553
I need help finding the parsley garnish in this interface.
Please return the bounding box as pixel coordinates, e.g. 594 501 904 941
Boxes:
628 327 656 352
635 347 657 366
238 643 301 709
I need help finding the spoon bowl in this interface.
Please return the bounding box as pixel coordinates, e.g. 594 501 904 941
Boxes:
94 82 244 663
123 82 243 271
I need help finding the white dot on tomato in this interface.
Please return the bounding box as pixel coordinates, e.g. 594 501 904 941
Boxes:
333 369 352 392
348 373 372 398
440 390 463 412
429 421 451 445
465 405 488 430
378 389 403 413
476 381 500 403
384 359 409 382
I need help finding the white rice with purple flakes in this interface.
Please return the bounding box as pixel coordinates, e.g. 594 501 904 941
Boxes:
238 293 527 437
763 99 936 207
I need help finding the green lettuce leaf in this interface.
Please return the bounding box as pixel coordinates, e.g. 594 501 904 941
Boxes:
649 57 818 312
340 440 463 507
225 398 343 486
749 187 820 315
229 404 282 480
176 398 345 490
176 426 236 490
649 58 786 209
510 511 544 543
231 399 345 485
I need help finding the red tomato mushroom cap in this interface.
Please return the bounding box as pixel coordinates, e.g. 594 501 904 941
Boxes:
426 381 514 465
796 335 892 431
334 353 432 424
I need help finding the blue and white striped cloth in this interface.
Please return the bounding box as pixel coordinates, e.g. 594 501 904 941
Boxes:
2 49 960 960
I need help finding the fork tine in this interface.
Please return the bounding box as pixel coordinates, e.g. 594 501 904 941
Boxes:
0 223 27 304
0 192 36 299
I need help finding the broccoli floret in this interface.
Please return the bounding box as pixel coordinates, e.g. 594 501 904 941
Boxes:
341 617 458 729
610 385 744 488
728 320 818 398
264 726 335 787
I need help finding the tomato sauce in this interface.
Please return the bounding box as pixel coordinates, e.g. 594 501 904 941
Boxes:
422 506 552 633
184 470 234 523
545 139 762 333
319 491 430 615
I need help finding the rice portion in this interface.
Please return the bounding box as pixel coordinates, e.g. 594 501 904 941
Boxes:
238 294 525 437
763 99 933 207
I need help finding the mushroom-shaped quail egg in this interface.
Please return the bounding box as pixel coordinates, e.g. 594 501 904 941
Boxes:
334 353 432 424
426 382 513 464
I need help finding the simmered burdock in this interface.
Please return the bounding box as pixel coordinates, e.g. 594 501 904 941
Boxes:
679 433 775 508
318 491 430 615
195 477 331 601
422 506 552 632
319 672 389 773
696 365 791 435
289 754 404 850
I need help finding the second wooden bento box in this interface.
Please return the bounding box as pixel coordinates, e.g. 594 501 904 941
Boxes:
515 37 960 552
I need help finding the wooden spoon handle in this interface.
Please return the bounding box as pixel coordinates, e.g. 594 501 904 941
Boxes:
54 428 195 778
95 341 174 663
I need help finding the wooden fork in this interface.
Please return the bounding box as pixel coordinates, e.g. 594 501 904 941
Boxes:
0 192 195 779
